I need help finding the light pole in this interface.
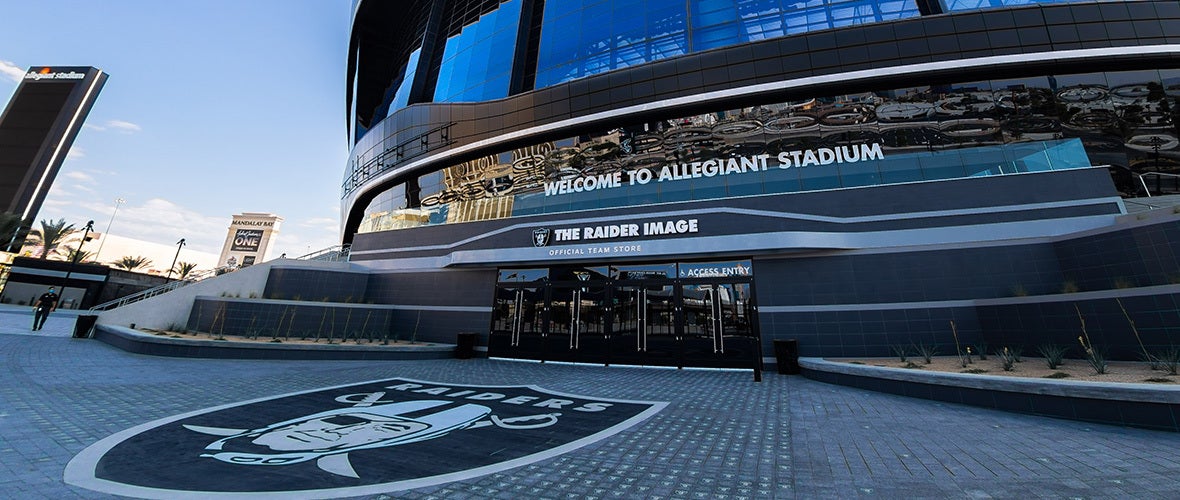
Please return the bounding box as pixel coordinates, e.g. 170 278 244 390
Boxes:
166 238 186 281
1150 135 1164 194
61 220 94 308
94 197 125 262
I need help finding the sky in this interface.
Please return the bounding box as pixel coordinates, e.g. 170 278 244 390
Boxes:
0 0 354 265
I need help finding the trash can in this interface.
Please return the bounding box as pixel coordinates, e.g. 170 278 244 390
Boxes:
73 315 99 339
773 339 800 375
455 332 477 359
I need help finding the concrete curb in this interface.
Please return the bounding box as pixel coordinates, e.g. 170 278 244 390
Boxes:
800 357 1180 431
92 324 458 361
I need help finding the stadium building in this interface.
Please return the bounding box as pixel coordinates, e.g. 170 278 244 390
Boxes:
336 0 1180 369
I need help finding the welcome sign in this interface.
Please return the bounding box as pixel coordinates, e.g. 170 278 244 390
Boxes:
543 143 885 197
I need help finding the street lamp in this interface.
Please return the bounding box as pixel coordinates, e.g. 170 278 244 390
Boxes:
94 197 125 262
1149 135 1164 194
166 238 186 281
61 220 94 308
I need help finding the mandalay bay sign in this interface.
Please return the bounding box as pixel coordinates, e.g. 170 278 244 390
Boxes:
543 142 885 196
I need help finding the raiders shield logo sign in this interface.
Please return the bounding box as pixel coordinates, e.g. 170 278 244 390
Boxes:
65 378 665 498
532 228 551 247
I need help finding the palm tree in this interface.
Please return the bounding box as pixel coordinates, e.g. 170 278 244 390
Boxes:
113 255 152 271
174 261 198 280
26 218 75 259
63 246 94 264
0 212 29 253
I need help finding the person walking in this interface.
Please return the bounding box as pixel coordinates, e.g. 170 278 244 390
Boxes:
32 287 59 331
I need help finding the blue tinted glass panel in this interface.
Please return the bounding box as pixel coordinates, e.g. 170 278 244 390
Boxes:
838 156 881 187
943 0 1076 12
693 23 742 51
536 0 918 88
434 0 523 103
388 49 422 116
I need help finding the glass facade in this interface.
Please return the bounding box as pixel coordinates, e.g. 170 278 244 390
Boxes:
941 0 1080 12
351 0 1117 144
433 0 524 103
356 68 1180 235
387 49 421 117
534 0 920 89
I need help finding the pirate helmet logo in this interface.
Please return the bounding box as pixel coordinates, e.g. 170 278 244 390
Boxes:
532 228 551 247
184 399 561 478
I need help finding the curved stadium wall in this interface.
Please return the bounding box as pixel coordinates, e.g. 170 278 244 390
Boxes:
335 0 1180 364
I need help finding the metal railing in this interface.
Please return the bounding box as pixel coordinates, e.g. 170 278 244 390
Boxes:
295 244 351 262
1136 171 1180 198
89 244 352 312
88 266 232 312
1123 199 1160 211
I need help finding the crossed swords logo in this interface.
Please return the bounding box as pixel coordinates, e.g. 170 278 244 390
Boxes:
183 392 560 479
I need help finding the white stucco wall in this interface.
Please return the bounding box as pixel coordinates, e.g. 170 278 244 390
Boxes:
95 259 359 330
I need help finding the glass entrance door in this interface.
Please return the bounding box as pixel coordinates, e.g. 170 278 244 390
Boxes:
492 261 759 371
679 282 758 368
547 284 608 363
611 284 679 367
489 284 547 360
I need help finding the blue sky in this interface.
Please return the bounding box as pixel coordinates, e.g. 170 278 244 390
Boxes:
0 0 353 258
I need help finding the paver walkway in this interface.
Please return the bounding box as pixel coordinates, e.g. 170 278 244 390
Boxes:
2 309 1179 498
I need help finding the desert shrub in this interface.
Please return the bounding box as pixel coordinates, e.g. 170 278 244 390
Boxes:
1156 346 1180 376
1076 305 1106 374
1078 336 1107 374
912 342 938 364
973 341 988 360
1036 344 1067 369
997 347 1017 371
891 345 909 363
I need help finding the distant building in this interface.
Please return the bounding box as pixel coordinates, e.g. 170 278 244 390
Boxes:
0 256 170 310
0 66 107 250
217 213 282 267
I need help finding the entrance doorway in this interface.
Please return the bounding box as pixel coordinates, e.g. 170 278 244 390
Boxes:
489 261 760 370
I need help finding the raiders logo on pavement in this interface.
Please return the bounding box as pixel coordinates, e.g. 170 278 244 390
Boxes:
65 378 665 499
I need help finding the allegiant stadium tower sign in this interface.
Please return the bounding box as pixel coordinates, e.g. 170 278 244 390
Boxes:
544 142 886 197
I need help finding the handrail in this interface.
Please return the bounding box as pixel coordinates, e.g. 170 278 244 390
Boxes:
295 244 351 262
1137 171 1180 179
88 265 233 311
1135 171 1180 198
1123 199 1160 210
89 244 352 312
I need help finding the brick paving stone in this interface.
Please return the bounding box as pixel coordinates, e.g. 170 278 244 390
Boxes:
3 309 1180 498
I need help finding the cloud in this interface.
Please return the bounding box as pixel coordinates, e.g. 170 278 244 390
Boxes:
0 60 24 82
106 198 228 254
63 170 96 183
66 147 86 161
82 119 142 133
42 197 72 207
269 232 340 259
62 198 226 255
107 120 142 133
301 217 339 232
